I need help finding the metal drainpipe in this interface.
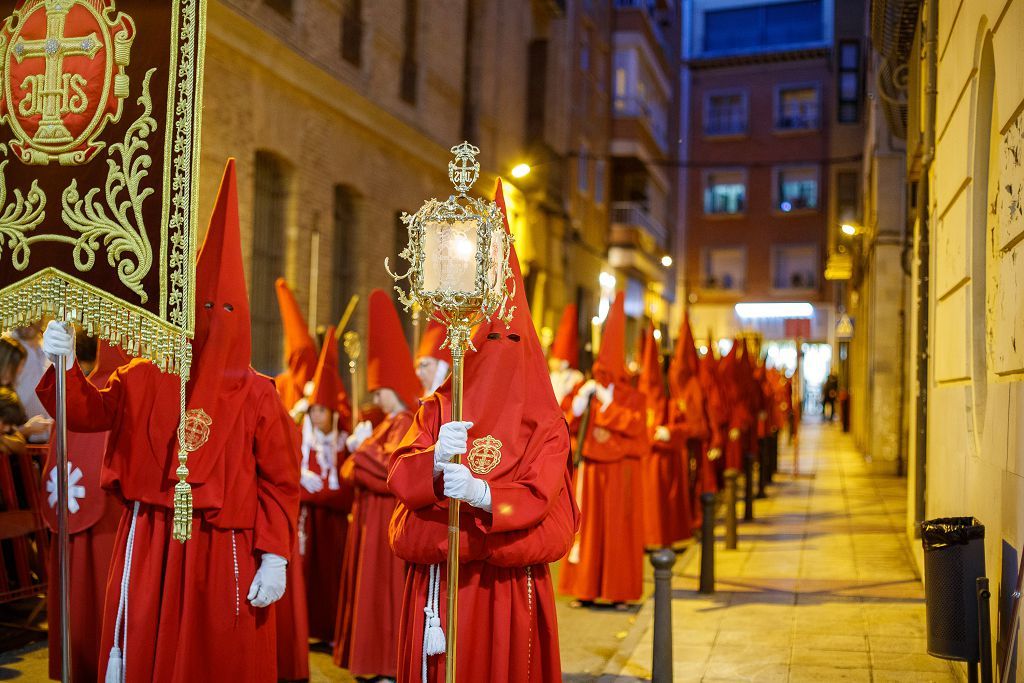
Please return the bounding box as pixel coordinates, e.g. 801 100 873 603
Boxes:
914 0 938 531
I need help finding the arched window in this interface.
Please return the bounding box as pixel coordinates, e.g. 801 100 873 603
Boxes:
251 151 290 373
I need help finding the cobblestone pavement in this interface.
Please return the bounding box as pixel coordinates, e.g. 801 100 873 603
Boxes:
600 419 960 682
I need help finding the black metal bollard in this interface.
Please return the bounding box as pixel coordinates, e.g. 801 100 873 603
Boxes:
768 430 778 482
699 492 716 594
724 470 738 549
743 452 755 522
977 577 993 683
756 437 768 499
651 548 676 683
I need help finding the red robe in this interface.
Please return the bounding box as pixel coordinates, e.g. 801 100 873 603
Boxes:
43 419 123 682
332 410 412 677
559 382 647 603
389 393 577 683
38 361 299 683
299 437 353 642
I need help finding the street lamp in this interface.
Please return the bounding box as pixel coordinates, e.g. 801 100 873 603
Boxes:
511 163 531 179
661 255 673 267
841 223 858 236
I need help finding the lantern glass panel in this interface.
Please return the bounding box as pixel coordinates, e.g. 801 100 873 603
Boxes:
422 219 480 294
484 223 505 291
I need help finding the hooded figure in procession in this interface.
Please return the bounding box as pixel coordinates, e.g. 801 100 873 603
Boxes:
548 304 583 404
38 160 300 683
298 328 355 643
558 291 647 605
333 288 419 679
388 180 580 682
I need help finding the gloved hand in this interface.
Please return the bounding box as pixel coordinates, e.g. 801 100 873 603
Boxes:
438 462 491 511
434 421 473 473
20 415 53 439
594 383 614 411
247 553 287 608
654 425 671 442
42 321 74 365
707 447 722 461
300 469 323 494
289 397 309 422
571 380 599 417
345 420 373 452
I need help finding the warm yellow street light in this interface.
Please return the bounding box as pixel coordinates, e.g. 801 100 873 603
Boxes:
841 223 857 236
661 255 673 267
511 163 531 179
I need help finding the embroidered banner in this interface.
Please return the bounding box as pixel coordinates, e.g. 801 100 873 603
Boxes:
0 0 207 374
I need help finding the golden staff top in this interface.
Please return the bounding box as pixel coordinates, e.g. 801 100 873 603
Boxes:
386 142 515 337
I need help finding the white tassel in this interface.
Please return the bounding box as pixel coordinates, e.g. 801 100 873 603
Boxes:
424 614 446 656
423 563 446 656
104 646 123 683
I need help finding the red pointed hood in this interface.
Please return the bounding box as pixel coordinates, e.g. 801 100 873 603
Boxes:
669 312 700 396
310 326 342 413
367 289 421 410
594 292 627 385
433 178 566 483
550 304 579 368
638 323 665 425
275 278 318 387
178 159 254 487
416 319 452 365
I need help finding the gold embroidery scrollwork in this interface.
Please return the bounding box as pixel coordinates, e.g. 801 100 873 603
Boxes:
0 149 46 270
61 68 157 303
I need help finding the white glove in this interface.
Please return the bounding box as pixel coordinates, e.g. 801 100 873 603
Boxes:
345 420 373 452
654 426 671 442
247 553 287 608
42 321 74 365
594 383 614 411
707 447 722 462
434 421 473 473
289 397 309 422
571 380 598 417
300 469 323 494
438 462 491 511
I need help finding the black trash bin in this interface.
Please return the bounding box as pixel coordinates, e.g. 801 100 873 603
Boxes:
922 517 986 662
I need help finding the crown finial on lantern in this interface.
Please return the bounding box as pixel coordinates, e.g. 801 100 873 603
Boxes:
449 142 481 195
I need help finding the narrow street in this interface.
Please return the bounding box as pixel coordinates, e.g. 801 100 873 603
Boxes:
580 420 957 682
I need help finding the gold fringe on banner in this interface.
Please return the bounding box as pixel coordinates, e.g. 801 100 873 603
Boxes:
0 271 191 375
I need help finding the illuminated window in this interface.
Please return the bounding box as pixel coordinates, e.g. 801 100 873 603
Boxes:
837 41 862 123
775 166 819 212
703 170 746 215
776 85 819 131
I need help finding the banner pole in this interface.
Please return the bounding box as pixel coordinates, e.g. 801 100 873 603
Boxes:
55 324 72 683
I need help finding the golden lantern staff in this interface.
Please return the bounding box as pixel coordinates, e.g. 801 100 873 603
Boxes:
387 142 513 683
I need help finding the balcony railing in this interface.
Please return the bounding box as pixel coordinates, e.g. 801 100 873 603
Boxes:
611 201 667 247
613 96 668 151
